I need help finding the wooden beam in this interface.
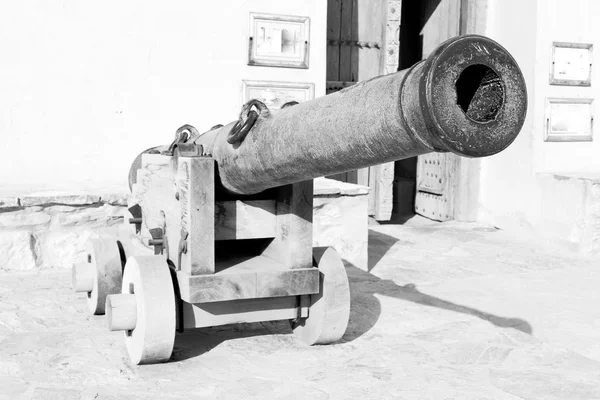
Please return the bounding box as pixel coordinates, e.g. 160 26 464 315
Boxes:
339 0 355 81
176 256 320 304
327 0 343 81
460 0 488 36
454 0 487 222
130 155 278 266
356 0 386 81
137 154 182 263
178 156 215 275
263 181 313 270
181 296 309 329
372 162 395 220
368 0 399 220
214 200 277 240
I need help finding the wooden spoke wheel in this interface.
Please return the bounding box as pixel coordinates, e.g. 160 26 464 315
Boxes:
105 256 176 365
72 238 124 315
292 246 351 345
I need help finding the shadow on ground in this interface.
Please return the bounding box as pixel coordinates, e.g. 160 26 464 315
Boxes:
342 264 533 343
345 228 532 341
171 322 289 362
169 228 532 362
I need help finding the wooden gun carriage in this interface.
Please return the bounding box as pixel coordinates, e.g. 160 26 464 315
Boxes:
72 35 527 364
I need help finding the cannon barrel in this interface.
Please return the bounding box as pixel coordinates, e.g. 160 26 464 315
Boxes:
161 35 527 195
193 35 527 195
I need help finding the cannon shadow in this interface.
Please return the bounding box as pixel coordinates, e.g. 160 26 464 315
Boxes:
170 228 532 362
342 265 533 343
342 229 532 343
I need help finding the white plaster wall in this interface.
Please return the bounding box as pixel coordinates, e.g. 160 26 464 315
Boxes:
0 1 326 197
532 0 600 174
478 0 541 233
535 173 600 253
478 0 600 248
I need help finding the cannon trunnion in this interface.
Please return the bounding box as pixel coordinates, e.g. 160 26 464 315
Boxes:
72 35 527 364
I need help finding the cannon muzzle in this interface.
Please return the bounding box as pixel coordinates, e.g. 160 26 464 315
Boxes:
136 35 527 195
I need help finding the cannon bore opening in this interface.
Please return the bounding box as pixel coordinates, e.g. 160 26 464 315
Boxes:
456 64 504 123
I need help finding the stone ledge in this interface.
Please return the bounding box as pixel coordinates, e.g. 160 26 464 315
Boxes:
8 181 366 208
536 173 600 255
1 192 129 209
0 197 19 209
0 191 128 270
0 231 37 270
547 172 600 183
314 177 370 197
313 179 369 270
101 193 128 206
20 194 101 207
0 181 370 271
0 211 51 228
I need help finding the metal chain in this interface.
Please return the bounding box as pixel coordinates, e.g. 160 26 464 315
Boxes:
165 124 199 155
226 99 270 144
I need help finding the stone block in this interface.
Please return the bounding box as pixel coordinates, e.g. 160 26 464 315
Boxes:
34 230 94 268
314 177 370 196
20 193 101 207
0 210 51 229
0 231 37 270
56 204 124 227
537 173 600 255
101 193 128 206
0 197 19 208
34 224 122 269
0 180 370 271
313 178 369 271
46 205 77 213
579 181 600 255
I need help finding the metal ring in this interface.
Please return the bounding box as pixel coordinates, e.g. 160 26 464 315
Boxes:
243 99 270 115
226 99 269 144
227 110 259 144
281 101 299 109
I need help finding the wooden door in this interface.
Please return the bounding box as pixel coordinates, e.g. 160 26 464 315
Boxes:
326 0 399 220
414 0 461 221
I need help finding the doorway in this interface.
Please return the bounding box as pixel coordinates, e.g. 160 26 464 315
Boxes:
325 0 483 222
325 0 398 221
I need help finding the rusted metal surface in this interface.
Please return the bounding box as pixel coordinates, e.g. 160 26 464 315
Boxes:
138 35 527 195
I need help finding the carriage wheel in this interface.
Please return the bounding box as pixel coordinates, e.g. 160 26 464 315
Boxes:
291 246 351 345
72 238 124 315
105 256 176 365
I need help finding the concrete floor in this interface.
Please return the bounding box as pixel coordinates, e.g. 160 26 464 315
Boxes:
1 216 600 399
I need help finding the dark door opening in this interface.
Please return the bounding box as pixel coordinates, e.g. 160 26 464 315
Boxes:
390 0 427 219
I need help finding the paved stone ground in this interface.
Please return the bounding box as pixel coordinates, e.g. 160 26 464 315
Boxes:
1 217 600 399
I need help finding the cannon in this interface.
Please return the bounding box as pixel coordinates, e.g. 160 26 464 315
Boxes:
72 35 527 364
